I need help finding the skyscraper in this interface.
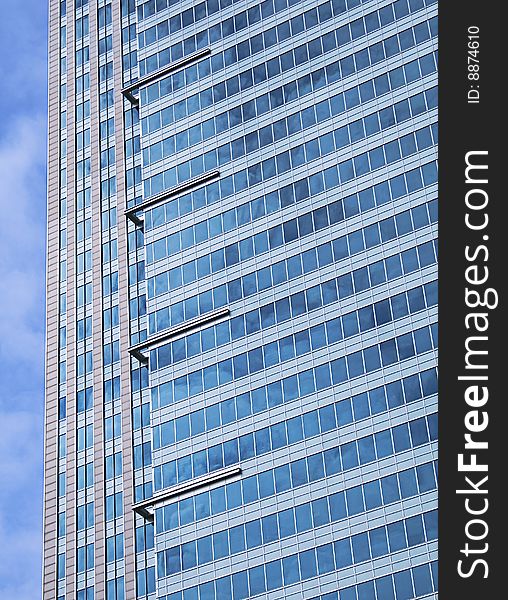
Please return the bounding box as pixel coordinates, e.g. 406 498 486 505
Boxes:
43 0 438 598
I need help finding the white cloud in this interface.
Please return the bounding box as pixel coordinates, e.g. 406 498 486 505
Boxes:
0 115 46 598
0 2 49 596
0 116 47 356
0 411 42 599
0 2 47 133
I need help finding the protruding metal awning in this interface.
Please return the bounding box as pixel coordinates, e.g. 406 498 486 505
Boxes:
128 307 230 363
132 466 242 521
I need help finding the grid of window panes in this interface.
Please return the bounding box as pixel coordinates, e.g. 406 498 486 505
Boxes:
75 1 96 596
121 0 158 596
100 0 128 598
55 1 125 598
56 0 69 596
130 0 439 598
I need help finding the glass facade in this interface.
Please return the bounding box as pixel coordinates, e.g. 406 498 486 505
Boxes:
44 0 437 598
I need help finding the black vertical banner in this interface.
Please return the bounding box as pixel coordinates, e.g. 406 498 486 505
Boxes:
440 1 506 597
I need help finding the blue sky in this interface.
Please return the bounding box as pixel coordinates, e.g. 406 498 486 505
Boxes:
0 1 48 597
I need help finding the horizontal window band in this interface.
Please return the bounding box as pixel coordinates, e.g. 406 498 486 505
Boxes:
122 47 212 98
132 465 241 521
125 170 220 218
128 307 230 363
